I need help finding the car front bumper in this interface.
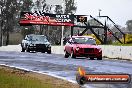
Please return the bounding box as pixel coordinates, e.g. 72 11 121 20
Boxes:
28 44 51 51
75 52 102 57
74 48 102 57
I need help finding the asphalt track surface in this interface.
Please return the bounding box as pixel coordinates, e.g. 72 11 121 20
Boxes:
0 51 132 88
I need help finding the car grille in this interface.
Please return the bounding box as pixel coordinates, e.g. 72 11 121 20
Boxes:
36 44 46 48
84 48 94 53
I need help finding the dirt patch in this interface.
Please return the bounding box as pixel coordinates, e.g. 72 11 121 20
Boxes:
0 65 80 88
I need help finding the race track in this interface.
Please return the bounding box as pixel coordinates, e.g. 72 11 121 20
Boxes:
0 51 132 88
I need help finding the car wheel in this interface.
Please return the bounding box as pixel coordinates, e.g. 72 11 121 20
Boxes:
47 50 51 54
64 51 69 58
21 47 25 52
90 57 94 60
97 56 102 60
71 51 76 58
26 48 30 52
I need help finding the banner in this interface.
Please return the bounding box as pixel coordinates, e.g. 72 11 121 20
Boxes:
19 12 74 26
76 67 131 85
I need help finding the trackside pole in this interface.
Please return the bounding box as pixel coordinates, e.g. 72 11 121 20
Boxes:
60 0 65 47
61 26 64 47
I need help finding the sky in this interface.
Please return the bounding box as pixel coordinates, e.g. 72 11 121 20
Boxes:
75 0 132 27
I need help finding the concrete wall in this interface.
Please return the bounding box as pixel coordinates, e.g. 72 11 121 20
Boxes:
0 45 132 60
52 45 132 60
100 45 132 60
0 45 21 51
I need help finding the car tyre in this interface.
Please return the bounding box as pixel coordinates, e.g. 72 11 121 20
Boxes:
47 50 51 54
21 47 25 52
90 57 94 60
64 51 69 58
26 47 30 52
71 51 76 58
97 56 102 60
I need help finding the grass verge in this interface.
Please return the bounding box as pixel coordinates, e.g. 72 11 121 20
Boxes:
0 65 79 88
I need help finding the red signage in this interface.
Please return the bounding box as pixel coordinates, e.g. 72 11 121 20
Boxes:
19 12 74 26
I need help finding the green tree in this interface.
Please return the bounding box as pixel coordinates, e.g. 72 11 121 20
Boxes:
21 26 35 38
64 0 77 14
1 0 34 45
53 0 77 44
33 0 46 35
126 20 132 31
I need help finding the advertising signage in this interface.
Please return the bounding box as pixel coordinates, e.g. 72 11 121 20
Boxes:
19 12 74 26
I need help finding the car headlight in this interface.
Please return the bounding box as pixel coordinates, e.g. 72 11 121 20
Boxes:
76 47 80 51
98 48 102 52
30 44 35 46
95 48 102 52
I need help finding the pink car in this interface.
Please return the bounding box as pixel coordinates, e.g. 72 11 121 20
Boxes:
64 36 102 60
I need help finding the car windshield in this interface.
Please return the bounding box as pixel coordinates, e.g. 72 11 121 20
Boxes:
72 37 96 45
29 35 48 42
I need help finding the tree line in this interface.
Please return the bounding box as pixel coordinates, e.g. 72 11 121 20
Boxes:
0 0 76 45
